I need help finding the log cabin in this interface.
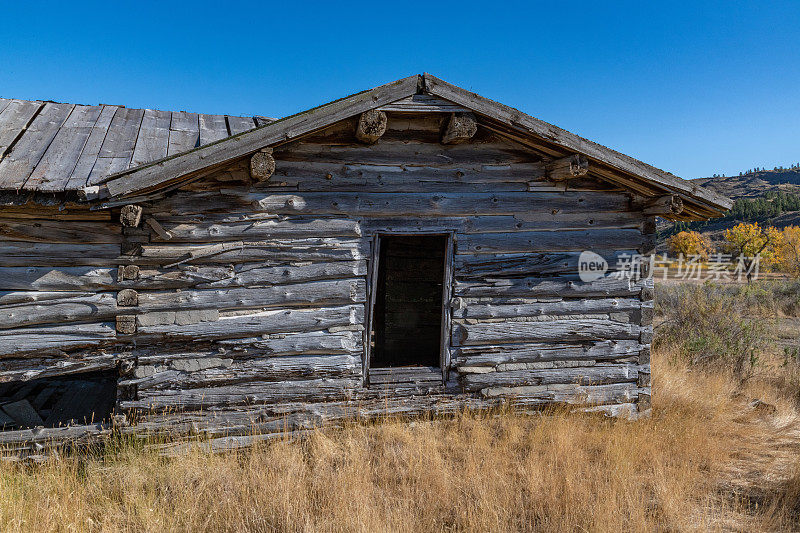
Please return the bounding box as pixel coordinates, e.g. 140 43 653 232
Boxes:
0 74 731 452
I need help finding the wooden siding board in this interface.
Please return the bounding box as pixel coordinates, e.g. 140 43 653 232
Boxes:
87 107 144 185
167 111 200 156
131 109 170 167
0 103 74 189
199 114 229 145
378 94 469 113
26 105 104 192
63 105 118 190
226 116 256 135
0 100 44 160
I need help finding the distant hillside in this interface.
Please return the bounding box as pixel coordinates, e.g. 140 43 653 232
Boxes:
659 166 800 247
692 167 800 199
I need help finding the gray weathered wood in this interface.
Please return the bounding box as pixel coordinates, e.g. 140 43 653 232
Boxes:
131 109 170 167
0 292 117 329
457 229 645 254
453 318 641 345
214 333 361 362
226 116 257 135
451 339 642 367
461 364 639 392
87 107 145 185
125 354 362 391
355 110 387 143
101 76 421 198
123 377 361 410
0 242 121 266
0 322 116 357
0 100 44 160
25 105 103 192
455 276 646 298
199 114 229 145
454 250 636 278
378 94 469 113
422 73 732 213
225 191 632 217
441 112 477 144
452 297 641 320
155 217 362 242
167 111 200 156
250 150 275 181
63 105 118 190
0 218 121 243
640 194 684 216
137 304 364 341
547 154 589 181
0 102 74 188
136 279 366 312
139 238 369 265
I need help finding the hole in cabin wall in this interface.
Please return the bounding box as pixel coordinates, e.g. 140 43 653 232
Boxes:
371 235 447 368
0 370 118 430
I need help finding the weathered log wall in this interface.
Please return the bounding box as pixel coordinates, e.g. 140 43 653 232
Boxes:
0 112 653 440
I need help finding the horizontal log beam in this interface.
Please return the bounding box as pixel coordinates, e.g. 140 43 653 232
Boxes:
0 293 117 330
454 276 647 298
451 340 643 367
453 318 641 345
457 229 645 254
0 322 116 358
122 378 362 410
462 364 639 392
452 298 642 320
136 279 366 313
136 304 364 341
124 354 362 391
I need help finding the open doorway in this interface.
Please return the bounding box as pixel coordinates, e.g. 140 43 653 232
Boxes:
370 235 449 369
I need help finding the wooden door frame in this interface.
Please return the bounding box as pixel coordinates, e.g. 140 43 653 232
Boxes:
363 231 455 386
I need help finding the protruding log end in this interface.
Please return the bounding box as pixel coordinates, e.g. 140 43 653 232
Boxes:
250 149 276 181
116 315 136 335
117 264 140 282
120 205 143 227
642 195 684 216
117 289 139 307
441 112 478 144
355 110 388 144
547 154 589 181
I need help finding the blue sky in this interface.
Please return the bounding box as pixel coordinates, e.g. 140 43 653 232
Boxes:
1 1 798 179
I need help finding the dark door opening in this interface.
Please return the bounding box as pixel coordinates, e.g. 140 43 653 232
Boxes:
370 235 447 368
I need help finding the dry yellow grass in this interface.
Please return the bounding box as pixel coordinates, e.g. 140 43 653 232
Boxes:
1 347 799 533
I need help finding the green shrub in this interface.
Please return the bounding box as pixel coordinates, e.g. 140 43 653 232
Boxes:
655 282 773 379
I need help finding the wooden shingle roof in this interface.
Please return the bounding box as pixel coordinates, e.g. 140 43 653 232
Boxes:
0 98 271 193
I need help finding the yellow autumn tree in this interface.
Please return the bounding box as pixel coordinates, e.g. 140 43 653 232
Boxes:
723 222 784 268
776 225 800 275
667 230 711 260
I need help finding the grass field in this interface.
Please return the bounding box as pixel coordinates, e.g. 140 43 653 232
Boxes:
1 281 800 532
